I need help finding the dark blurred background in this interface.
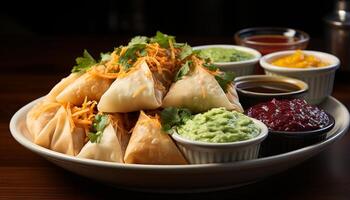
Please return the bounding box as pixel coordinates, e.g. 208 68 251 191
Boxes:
0 0 342 76
0 0 334 38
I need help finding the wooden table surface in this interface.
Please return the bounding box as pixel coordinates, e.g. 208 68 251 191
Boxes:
1 36 350 200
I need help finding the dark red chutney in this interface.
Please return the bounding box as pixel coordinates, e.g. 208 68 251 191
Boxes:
246 99 330 132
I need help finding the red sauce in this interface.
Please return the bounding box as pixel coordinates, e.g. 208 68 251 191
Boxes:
246 99 330 132
244 35 298 43
242 35 303 55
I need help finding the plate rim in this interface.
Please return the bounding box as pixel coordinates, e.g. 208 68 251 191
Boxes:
9 96 350 172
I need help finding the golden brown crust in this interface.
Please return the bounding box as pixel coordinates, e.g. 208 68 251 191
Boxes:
124 111 187 165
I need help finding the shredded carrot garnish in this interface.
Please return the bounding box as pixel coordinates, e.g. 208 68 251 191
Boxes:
190 55 220 76
89 69 119 79
144 43 180 74
90 40 182 90
73 119 93 125
71 108 90 117
66 96 98 137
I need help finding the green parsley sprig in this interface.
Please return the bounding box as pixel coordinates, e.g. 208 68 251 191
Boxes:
160 107 192 133
118 43 147 70
174 61 192 81
174 43 193 60
117 31 195 70
100 52 111 62
150 31 175 48
215 72 235 93
88 114 109 143
71 50 97 73
202 62 235 93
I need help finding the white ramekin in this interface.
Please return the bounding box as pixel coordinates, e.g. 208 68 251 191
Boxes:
171 119 268 164
193 44 261 76
260 50 340 104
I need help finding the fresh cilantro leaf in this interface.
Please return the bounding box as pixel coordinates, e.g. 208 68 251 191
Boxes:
204 58 212 63
128 36 149 46
88 114 109 143
139 48 147 56
203 63 218 71
172 42 193 60
88 131 102 143
100 52 111 62
160 107 192 132
173 42 185 48
179 44 193 60
150 31 175 48
117 35 150 70
118 43 147 70
71 50 97 73
95 114 109 131
178 109 192 123
215 72 236 93
174 61 192 81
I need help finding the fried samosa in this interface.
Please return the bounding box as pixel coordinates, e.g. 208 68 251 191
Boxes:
56 69 112 106
162 62 243 113
124 111 187 165
26 100 61 141
34 106 85 156
77 114 130 162
98 60 164 113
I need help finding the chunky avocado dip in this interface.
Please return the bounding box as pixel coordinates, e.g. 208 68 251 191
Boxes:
177 108 260 143
198 47 254 62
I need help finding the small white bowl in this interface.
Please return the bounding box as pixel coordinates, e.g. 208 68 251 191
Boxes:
193 44 261 76
260 50 340 104
171 118 268 164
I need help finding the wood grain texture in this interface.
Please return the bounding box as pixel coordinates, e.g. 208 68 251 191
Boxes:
1 37 350 200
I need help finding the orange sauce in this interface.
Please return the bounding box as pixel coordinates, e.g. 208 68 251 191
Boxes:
271 50 329 68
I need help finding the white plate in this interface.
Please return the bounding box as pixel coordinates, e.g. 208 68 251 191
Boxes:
9 96 350 193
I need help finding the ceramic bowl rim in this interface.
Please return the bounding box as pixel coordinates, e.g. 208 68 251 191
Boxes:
171 118 268 149
192 44 261 66
234 75 309 97
260 50 340 72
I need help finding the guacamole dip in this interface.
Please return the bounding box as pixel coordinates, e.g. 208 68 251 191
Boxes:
198 47 254 62
177 108 260 143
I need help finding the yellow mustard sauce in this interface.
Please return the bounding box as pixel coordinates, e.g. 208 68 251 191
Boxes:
271 50 329 68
